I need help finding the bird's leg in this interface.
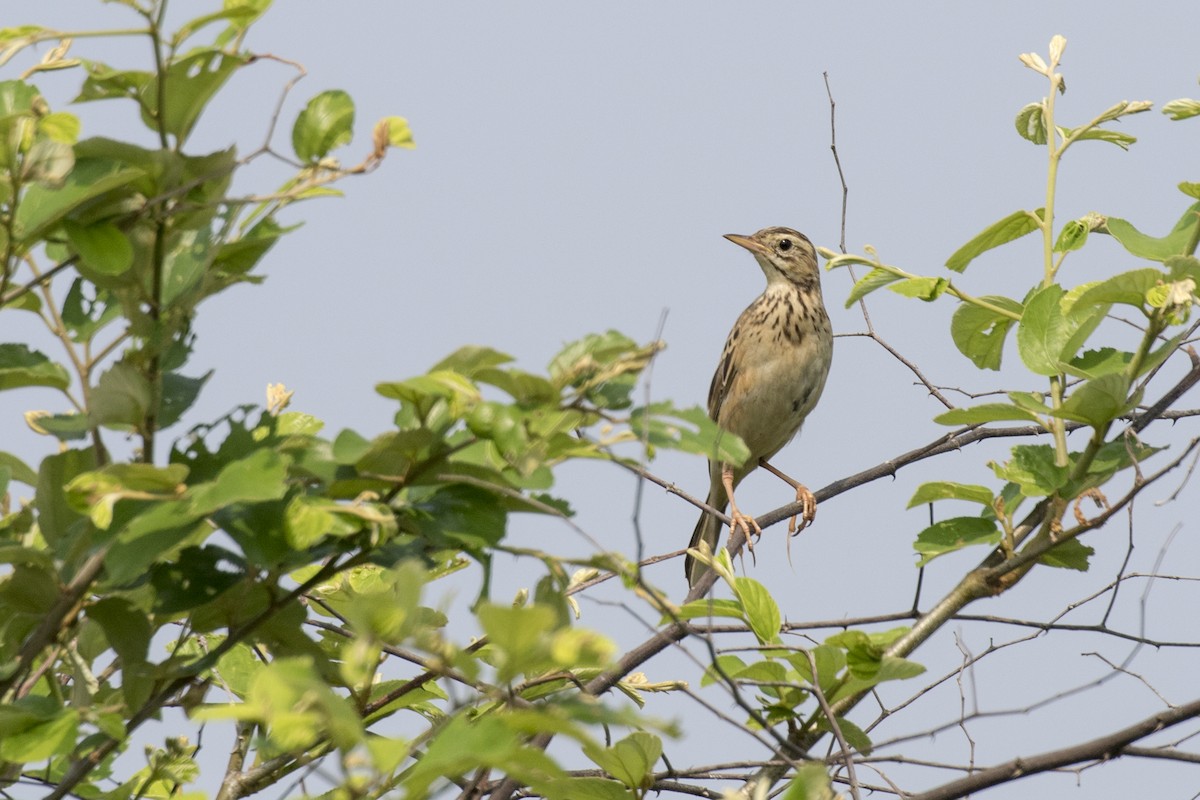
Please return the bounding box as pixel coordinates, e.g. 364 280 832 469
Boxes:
722 463 762 555
758 458 816 535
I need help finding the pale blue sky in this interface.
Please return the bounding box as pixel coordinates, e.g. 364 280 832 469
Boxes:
6 3 1200 797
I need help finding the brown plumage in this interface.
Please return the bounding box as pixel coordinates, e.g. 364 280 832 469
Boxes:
685 227 833 588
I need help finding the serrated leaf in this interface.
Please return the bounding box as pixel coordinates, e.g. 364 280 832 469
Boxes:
991 444 1067 497
1067 347 1131 379
1039 537 1093 570
907 482 994 508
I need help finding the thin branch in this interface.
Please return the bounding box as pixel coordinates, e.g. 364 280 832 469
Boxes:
904 697 1200 800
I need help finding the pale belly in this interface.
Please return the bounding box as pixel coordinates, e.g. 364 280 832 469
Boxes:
718 337 831 460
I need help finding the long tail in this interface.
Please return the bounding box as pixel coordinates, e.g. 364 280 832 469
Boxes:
685 479 729 588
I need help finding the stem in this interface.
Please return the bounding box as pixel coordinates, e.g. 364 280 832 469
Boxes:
1042 68 1069 466
945 283 1023 322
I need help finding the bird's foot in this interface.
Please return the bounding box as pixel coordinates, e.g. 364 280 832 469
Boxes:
728 504 763 564
787 484 817 536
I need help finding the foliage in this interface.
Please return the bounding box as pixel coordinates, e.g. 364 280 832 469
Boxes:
0 12 1198 800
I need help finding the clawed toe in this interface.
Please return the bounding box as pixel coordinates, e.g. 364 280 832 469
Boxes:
787 485 817 535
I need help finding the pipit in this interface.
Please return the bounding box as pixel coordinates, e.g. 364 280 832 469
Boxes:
685 227 834 588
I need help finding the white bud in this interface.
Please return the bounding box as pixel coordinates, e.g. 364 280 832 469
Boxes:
1019 52 1048 75
1049 35 1067 65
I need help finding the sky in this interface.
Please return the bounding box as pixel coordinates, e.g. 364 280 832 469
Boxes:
6 2 1200 798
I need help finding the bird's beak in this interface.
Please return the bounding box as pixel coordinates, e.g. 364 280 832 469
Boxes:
724 233 769 258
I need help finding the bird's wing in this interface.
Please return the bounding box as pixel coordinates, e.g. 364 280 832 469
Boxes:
707 334 737 421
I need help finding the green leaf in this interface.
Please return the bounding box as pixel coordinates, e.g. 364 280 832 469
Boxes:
0 344 70 391
0 451 37 486
1162 98 1200 121
1014 101 1048 145
585 732 661 790
1053 373 1133 427
431 345 514 376
292 89 355 162
1054 218 1090 252
888 276 949 302
0 698 80 762
380 115 415 149
907 482 994 508
188 449 290 515
86 597 151 665
1060 125 1136 150
629 402 750 467
1017 285 1071 375
90 361 151 429
477 603 558 681
214 217 291 275
1066 347 1132 379
30 412 90 442
159 371 211 429
844 267 901 307
673 597 745 624
781 763 835 800
21 139 74 187
1040 537 1093 570
12 157 144 248
733 576 781 644
35 448 93 546
1106 202 1200 262
946 209 1043 273
814 715 873 755
950 296 1023 370
148 545 246 613
63 219 133 276
411 484 507 549
933 402 1040 426
539 778 629 800
914 517 1000 565
1072 267 1161 311
61 279 121 342
1167 255 1200 283
991 444 1067 497
141 50 249 142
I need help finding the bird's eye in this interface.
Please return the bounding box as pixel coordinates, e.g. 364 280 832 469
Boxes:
778 238 793 252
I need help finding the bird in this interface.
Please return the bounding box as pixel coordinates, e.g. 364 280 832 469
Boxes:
685 227 833 588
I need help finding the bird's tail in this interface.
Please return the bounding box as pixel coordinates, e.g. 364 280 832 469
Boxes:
685 483 729 588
